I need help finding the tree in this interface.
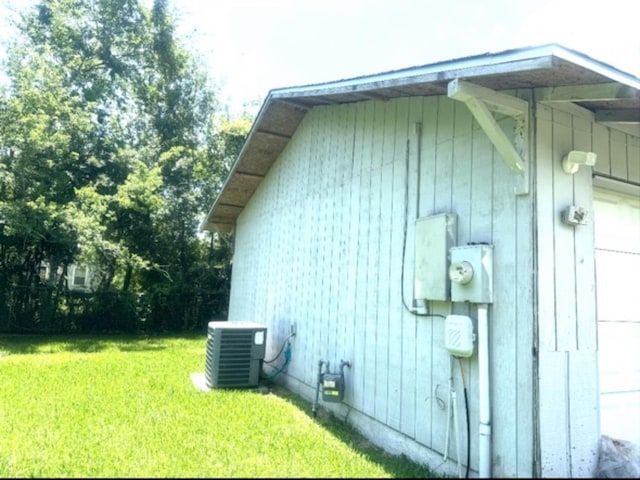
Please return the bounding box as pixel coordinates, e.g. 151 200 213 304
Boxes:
0 0 244 333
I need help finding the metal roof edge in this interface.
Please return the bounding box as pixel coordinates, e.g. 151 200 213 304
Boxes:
267 43 640 99
547 44 640 89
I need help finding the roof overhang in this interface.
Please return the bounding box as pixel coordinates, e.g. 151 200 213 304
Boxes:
201 43 640 233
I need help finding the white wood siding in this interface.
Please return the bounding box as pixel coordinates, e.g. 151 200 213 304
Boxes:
534 103 640 477
229 95 535 477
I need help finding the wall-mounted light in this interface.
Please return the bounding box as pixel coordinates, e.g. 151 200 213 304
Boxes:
562 150 597 174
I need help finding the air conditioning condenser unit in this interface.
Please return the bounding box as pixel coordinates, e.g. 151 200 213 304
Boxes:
205 321 267 388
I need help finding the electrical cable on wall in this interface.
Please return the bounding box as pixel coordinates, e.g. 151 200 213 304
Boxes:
261 342 291 379
443 358 454 467
261 333 294 379
457 357 471 479
399 130 445 319
263 332 294 364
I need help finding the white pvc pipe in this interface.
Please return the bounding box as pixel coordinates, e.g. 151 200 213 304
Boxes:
478 303 491 478
444 377 452 461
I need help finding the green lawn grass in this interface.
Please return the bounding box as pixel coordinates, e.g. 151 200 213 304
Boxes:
0 334 436 478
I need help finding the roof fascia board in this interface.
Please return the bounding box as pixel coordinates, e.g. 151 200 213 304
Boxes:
269 44 640 102
547 45 640 90
270 56 556 100
200 93 280 232
534 82 639 102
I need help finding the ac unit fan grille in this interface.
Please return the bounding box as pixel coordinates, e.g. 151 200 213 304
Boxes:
206 330 252 386
204 323 266 388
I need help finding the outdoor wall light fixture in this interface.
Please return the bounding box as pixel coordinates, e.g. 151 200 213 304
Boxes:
562 150 597 174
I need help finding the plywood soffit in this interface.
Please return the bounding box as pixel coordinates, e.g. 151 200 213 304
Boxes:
201 44 640 233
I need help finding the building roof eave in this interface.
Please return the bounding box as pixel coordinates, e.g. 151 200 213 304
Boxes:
201 43 640 232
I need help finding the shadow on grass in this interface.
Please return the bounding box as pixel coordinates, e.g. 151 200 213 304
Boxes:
262 381 441 479
0 333 204 355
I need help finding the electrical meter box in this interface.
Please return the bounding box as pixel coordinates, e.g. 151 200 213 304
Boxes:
322 373 345 402
449 244 494 303
414 213 457 302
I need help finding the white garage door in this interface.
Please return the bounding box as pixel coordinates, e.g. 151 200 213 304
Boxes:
594 187 640 444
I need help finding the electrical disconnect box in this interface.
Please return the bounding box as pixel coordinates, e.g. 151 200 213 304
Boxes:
414 213 457 302
449 244 494 303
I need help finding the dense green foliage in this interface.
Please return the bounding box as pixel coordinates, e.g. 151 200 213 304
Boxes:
0 334 437 477
0 0 249 333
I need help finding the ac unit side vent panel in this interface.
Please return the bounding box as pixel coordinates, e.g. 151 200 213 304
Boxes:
204 322 267 388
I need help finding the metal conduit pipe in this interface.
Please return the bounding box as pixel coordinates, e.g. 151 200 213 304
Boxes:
312 360 325 418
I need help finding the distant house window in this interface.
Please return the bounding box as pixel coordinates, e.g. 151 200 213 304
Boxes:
73 266 88 287
39 265 48 282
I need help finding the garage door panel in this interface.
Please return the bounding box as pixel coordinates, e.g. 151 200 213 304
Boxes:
593 191 640 254
595 251 640 321
599 322 640 393
594 187 640 444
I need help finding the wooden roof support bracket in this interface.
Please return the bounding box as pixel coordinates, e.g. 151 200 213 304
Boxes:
448 79 529 195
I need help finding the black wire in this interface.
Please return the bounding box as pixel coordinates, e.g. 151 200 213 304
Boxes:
463 386 470 479
261 358 289 379
263 333 294 364
400 138 412 313
457 357 471 479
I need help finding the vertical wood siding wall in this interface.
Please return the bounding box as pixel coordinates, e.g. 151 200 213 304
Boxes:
535 103 639 477
230 95 535 477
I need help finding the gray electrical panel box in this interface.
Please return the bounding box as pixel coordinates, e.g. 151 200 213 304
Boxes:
414 213 457 302
449 244 494 303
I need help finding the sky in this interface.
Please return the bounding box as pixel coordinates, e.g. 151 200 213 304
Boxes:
1 0 639 116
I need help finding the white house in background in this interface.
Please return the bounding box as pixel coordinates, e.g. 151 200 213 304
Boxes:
39 263 96 291
202 44 640 478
